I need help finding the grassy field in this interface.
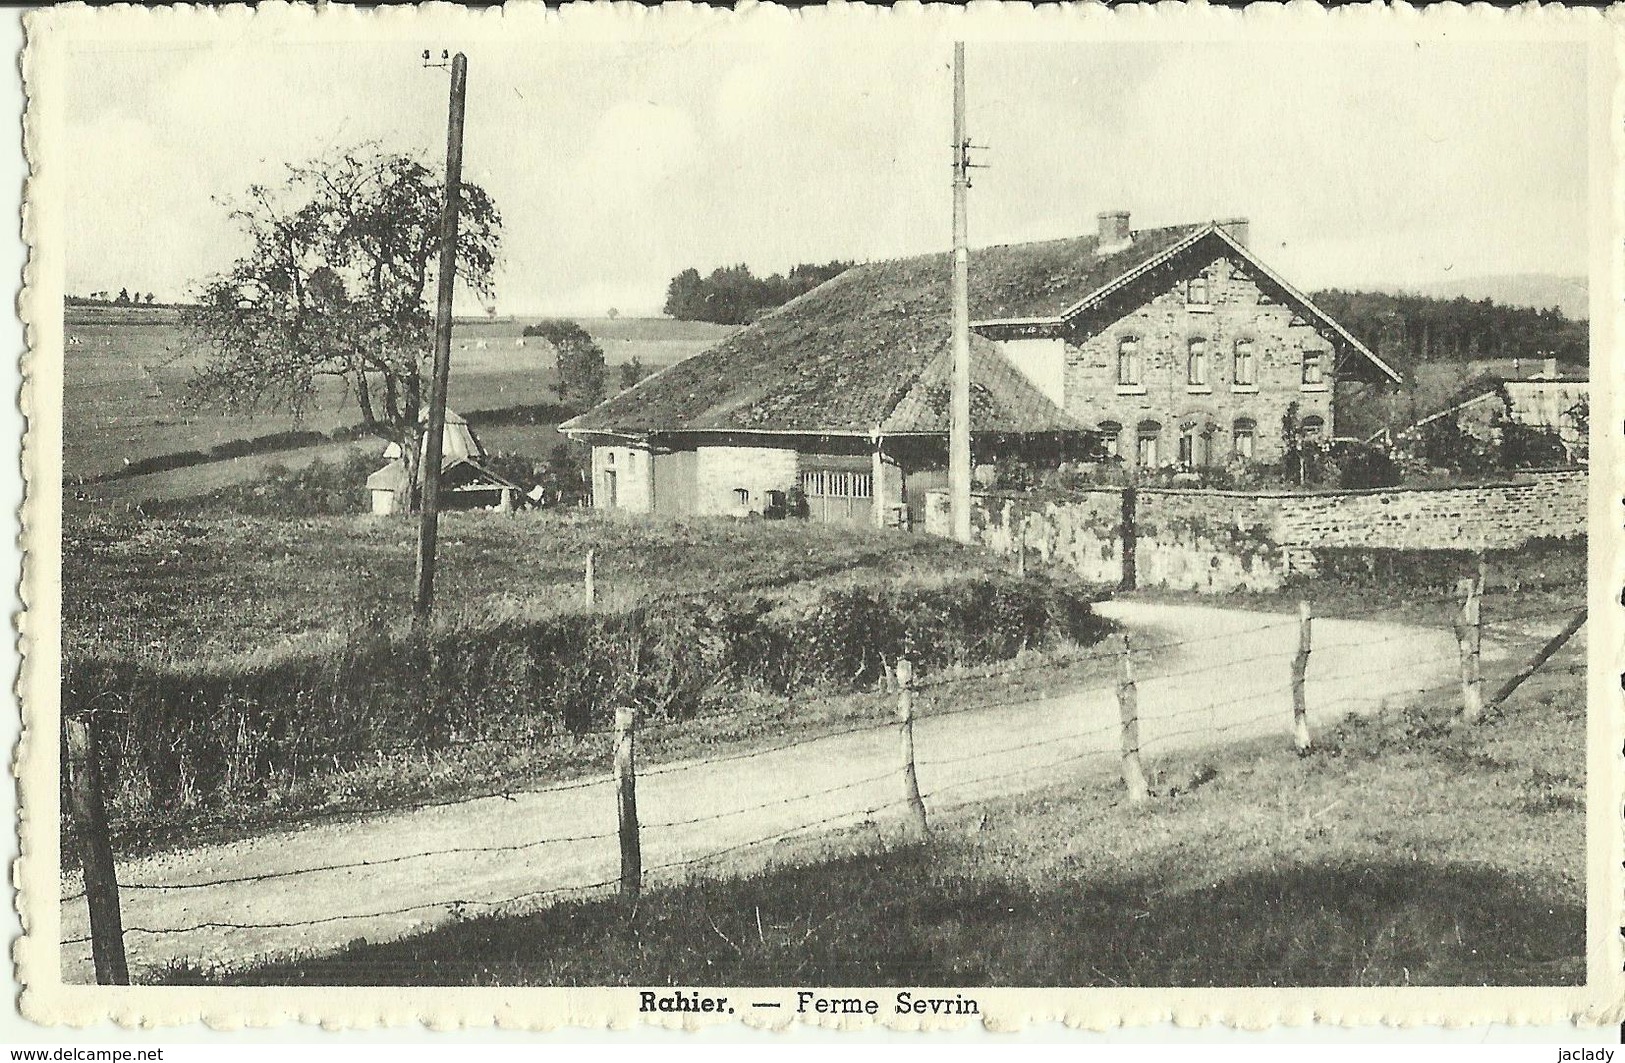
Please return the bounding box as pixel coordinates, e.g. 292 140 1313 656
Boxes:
63 510 1112 854
162 620 1584 988
62 509 1051 663
61 307 734 482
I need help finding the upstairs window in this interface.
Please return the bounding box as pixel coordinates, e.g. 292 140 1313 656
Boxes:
1186 274 1210 306
1302 349 1326 387
1233 340 1256 387
1117 337 1142 387
1187 338 1209 387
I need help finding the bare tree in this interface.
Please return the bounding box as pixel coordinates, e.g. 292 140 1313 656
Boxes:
184 146 501 507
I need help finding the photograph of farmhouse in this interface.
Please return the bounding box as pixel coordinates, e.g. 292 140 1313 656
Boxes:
33 10 1601 1017
562 215 1404 526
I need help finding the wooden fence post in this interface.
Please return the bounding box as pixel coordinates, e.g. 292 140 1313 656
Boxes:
63 715 129 985
1490 609 1586 708
1115 635 1149 803
1119 486 1137 591
613 706 641 898
1014 527 1027 579
1454 576 1484 723
584 549 596 607
1291 601 1313 753
895 658 928 837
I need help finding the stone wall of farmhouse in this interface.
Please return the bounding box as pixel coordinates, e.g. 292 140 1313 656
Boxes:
1054 252 1335 465
1265 470 1588 549
926 468 1587 593
590 444 654 514
694 445 800 517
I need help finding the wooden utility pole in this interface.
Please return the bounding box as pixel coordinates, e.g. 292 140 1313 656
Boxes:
64 716 128 985
414 51 469 620
948 42 973 545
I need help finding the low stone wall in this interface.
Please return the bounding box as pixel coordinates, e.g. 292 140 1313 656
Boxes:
925 468 1587 593
1268 469 1587 549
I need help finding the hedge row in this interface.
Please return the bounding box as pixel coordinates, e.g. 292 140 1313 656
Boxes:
65 574 1107 820
71 402 581 487
1290 536 1585 592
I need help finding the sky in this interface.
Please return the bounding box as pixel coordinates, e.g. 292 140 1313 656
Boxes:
61 33 1590 316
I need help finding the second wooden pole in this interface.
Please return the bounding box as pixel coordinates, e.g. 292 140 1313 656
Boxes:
895 657 929 837
64 715 129 985
613 706 641 898
1116 635 1149 803
1291 601 1313 753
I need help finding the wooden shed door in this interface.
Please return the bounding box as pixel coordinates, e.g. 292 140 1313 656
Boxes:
799 469 873 525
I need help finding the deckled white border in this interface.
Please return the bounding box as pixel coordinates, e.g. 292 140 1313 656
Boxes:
13 0 1624 1032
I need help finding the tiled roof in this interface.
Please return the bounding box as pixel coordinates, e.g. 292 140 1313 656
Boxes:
562 221 1390 436
883 339 1086 434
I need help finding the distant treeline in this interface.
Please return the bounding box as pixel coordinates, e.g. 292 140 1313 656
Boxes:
1308 289 1586 370
67 292 189 309
664 260 854 325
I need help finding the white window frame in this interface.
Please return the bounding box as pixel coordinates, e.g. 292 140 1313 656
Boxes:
1232 339 1257 389
1233 419 1256 461
1186 274 1211 308
1302 349 1327 389
1098 422 1123 459
1117 336 1143 392
1187 337 1209 389
1135 422 1161 467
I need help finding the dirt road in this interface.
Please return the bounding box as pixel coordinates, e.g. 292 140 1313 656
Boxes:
60 601 1461 982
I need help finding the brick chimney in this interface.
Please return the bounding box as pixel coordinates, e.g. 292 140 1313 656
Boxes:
1216 217 1250 247
1096 210 1132 255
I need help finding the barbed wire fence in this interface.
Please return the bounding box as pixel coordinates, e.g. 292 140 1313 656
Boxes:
60 576 1586 985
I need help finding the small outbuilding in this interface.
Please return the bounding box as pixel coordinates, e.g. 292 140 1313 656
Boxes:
367 409 524 516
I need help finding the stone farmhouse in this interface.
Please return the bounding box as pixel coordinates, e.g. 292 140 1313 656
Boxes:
561 212 1402 527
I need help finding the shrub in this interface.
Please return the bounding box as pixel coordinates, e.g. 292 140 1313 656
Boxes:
140 451 377 518
65 573 1108 825
1290 537 1584 593
1330 440 1401 489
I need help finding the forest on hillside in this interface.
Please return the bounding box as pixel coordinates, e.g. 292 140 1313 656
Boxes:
1308 289 1586 372
663 261 854 325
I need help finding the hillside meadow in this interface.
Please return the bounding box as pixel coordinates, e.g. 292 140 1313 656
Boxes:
61 510 1111 849
61 307 734 482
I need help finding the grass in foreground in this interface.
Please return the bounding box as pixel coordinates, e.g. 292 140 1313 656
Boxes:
1121 538 1585 631
62 510 1116 857
62 509 1059 661
161 639 1583 988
